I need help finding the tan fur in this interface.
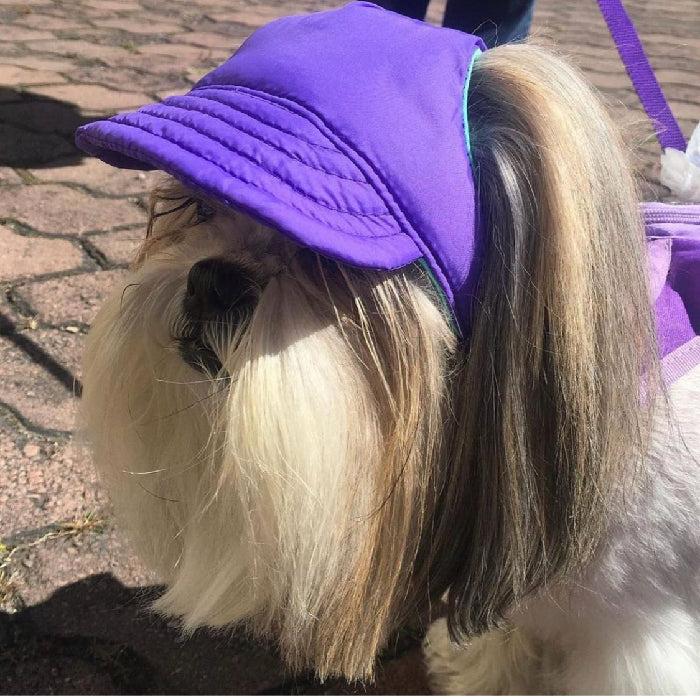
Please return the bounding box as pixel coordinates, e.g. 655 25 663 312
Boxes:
427 44 658 638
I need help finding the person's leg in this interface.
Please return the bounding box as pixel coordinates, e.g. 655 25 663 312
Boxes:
442 0 535 47
371 0 431 21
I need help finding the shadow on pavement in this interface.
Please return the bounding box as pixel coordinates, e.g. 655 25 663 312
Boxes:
0 88 104 169
0 311 82 399
0 573 432 694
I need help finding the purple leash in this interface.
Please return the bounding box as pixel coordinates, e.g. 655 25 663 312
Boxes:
597 0 687 152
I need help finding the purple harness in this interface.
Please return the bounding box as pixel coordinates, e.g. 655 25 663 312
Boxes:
599 0 700 384
646 203 700 385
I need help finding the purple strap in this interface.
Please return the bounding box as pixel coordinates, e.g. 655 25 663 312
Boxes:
596 0 687 152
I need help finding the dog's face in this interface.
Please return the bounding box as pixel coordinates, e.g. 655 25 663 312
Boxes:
82 179 456 679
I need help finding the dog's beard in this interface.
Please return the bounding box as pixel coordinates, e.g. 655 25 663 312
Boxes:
81 197 454 680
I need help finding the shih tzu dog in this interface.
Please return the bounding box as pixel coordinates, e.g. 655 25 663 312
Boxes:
75 2 700 694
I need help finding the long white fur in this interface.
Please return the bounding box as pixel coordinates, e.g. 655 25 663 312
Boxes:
82 217 444 675
425 362 700 694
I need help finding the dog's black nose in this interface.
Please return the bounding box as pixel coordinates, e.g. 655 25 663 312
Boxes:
179 258 260 375
184 258 258 321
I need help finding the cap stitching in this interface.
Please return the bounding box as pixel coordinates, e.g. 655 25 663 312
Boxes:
112 114 393 218
192 83 456 303
84 128 401 240
148 99 371 186
85 125 401 234
188 88 343 155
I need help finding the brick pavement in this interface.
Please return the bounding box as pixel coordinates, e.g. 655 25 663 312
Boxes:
0 0 698 693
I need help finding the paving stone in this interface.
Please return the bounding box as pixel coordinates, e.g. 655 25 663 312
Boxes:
0 97 91 136
20 573 290 693
205 6 303 25
65 62 190 95
0 325 81 433
0 55 80 73
0 184 145 234
17 269 127 327
0 123 77 168
31 83 152 114
13 13 85 31
97 18 184 35
136 41 218 62
3 655 119 694
0 419 105 533
154 87 195 101
0 27 53 41
170 31 243 50
0 86 22 102
0 0 50 5
24 39 142 68
86 228 143 267
0 226 84 282
0 64 67 85
661 100 697 123
82 0 142 10
9 525 156 606
0 166 22 184
183 66 208 83
204 11 269 26
29 157 155 196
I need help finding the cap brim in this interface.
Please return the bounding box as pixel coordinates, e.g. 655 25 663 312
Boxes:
75 86 421 270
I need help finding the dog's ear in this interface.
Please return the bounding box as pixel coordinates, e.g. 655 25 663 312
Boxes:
420 42 660 639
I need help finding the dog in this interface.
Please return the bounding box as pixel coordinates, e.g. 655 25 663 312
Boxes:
76 2 700 693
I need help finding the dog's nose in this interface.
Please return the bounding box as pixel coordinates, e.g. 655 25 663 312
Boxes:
184 258 257 320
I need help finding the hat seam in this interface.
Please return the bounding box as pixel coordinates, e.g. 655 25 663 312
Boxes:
111 114 394 219
189 88 345 155
148 98 372 186
192 83 456 304
82 126 405 238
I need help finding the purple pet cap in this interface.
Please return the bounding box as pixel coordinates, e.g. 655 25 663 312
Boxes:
75 1 486 337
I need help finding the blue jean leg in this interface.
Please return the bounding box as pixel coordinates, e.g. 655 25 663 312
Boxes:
442 0 535 46
372 0 535 47
371 0 430 19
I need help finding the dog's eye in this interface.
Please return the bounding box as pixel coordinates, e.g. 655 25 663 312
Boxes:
194 200 216 224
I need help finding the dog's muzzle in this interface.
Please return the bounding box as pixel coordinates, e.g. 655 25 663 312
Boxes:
177 257 258 374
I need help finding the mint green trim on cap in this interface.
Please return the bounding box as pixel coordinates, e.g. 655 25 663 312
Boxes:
419 48 482 339
463 47 482 161
416 50 482 340
416 258 462 338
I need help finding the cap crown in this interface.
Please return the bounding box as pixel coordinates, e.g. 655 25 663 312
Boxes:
76 2 485 334
199 1 484 329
